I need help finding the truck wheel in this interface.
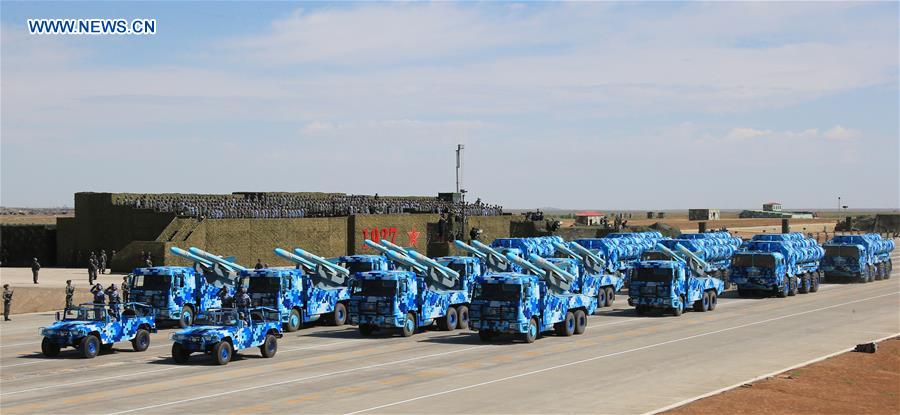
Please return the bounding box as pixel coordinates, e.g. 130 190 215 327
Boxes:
788 279 798 296
574 310 587 335
886 260 893 278
179 305 194 328
776 280 788 298
875 264 884 281
400 313 416 337
519 318 538 343
359 324 375 336
478 330 496 342
798 275 809 294
708 291 717 311
285 309 302 332
80 335 100 359
41 337 60 357
694 292 709 312
556 312 575 336
171 343 190 364
456 305 470 330
597 289 607 308
810 273 820 292
438 307 458 331
214 341 232 365
868 265 876 282
131 329 150 352
605 287 615 307
260 335 277 358
331 303 347 326
672 296 684 316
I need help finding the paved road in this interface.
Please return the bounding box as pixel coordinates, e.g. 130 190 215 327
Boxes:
1 254 898 414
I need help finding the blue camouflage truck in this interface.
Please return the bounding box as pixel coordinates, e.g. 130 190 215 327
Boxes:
348 240 471 336
40 302 157 358
629 243 725 316
469 253 597 343
552 241 626 308
170 307 283 365
821 234 895 282
730 233 824 297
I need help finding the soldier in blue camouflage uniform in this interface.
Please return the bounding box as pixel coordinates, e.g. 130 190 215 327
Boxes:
234 287 251 321
106 284 122 320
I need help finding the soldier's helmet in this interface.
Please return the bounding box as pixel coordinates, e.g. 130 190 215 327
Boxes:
66 280 72 284
110 284 117 290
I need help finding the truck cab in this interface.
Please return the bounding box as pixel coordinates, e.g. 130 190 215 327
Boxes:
729 251 794 295
336 255 393 276
821 243 869 281
40 302 157 358
349 270 421 336
129 266 224 326
629 256 724 316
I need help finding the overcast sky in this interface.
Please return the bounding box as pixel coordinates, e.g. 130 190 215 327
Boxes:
2 2 897 210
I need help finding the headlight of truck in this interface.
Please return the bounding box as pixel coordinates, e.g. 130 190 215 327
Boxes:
171 333 185 341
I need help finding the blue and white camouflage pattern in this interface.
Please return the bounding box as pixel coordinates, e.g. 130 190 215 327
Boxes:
629 260 724 312
470 273 597 335
821 234 895 281
545 257 625 308
130 266 230 323
40 302 157 349
729 233 824 292
241 267 350 328
574 232 665 273
171 307 283 352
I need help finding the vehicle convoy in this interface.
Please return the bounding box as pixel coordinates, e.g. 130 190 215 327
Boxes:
552 241 624 308
469 252 597 343
40 302 157 358
629 243 725 316
170 307 283 365
652 234 741 281
572 231 666 278
729 233 824 297
453 237 559 273
128 247 242 327
243 247 354 331
348 240 471 336
821 234 895 283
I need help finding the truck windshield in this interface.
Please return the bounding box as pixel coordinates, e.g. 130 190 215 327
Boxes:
825 246 860 258
642 251 669 261
343 262 375 274
439 261 468 277
62 308 105 321
732 254 775 268
132 275 170 290
248 277 281 293
355 280 397 297
633 268 674 283
195 310 239 326
475 283 520 301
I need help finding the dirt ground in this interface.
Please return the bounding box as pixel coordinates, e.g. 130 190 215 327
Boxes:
0 214 70 225
666 338 900 415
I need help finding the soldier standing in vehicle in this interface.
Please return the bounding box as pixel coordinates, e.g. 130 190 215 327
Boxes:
217 285 233 308
121 276 130 303
106 284 121 320
235 287 251 321
65 280 75 309
254 259 264 270
90 283 105 314
3 284 12 321
31 258 41 284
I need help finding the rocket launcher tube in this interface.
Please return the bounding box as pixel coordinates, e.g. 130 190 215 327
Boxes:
273 248 317 271
170 247 215 268
384 250 428 274
676 244 711 270
528 254 576 283
654 243 686 263
471 240 510 264
552 242 580 259
565 242 608 266
292 248 349 276
379 239 409 255
405 249 460 282
188 247 250 272
504 252 544 275
453 240 487 260
364 239 393 256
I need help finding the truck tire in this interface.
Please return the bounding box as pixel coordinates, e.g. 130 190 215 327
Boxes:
438 307 458 331
80 335 100 359
214 341 232 365
456 305 470 330
574 310 587 335
694 292 709 312
131 329 150 352
886 260 893 278
260 334 277 358
598 289 608 309
798 275 809 294
331 303 347 326
868 265 876 282
172 343 190 364
41 337 60 357
708 291 718 311
788 278 798 296
399 313 416 337
519 318 538 343
285 309 301 332
810 272 820 292
875 264 884 281
478 330 496 342
359 324 375 336
672 296 684 316
179 305 194 328
776 280 788 298
605 287 615 307
556 312 576 336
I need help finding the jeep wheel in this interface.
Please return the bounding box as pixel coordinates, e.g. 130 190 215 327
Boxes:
214 341 232 365
41 337 60 357
80 335 100 359
260 335 277 358
132 329 150 352
171 343 190 364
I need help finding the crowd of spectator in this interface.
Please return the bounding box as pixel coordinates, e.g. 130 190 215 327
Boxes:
116 193 504 219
